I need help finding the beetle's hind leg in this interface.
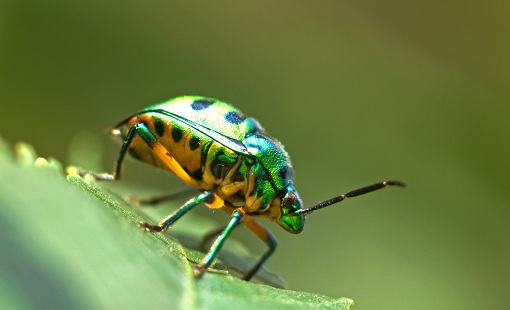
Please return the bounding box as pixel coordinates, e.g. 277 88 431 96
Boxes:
72 124 143 181
72 122 202 191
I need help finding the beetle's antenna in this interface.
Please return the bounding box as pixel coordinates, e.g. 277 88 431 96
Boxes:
295 181 406 215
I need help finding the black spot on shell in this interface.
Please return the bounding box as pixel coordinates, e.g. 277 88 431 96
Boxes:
172 127 183 142
189 137 200 151
154 118 165 137
224 111 246 124
278 166 288 179
191 99 214 110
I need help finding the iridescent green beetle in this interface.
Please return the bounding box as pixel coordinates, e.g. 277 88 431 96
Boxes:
77 95 404 280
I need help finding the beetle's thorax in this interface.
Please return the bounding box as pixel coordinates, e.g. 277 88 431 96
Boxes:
208 134 306 233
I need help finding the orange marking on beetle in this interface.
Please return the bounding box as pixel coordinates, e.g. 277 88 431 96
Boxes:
243 215 270 242
151 141 201 189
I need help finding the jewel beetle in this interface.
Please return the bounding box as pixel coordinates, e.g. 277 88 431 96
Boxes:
77 95 405 280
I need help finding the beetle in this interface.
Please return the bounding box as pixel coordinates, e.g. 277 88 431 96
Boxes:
76 95 405 280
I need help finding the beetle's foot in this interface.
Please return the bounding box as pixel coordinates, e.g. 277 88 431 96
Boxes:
87 172 115 180
71 167 114 181
123 195 142 206
138 221 163 232
193 265 206 278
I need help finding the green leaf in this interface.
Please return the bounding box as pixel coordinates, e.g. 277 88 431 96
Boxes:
0 139 353 310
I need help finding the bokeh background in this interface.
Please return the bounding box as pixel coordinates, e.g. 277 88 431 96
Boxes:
1 1 509 309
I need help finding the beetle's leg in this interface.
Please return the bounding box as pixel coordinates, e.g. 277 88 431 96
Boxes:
240 215 277 281
76 124 143 180
139 191 214 232
217 204 277 280
198 223 276 280
194 208 245 277
76 123 201 189
199 226 225 251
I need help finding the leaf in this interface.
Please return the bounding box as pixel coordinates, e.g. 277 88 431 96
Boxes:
0 139 353 309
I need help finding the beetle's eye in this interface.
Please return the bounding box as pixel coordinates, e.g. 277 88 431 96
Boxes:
282 191 296 208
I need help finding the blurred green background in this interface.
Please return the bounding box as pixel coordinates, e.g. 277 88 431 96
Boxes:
1 1 509 309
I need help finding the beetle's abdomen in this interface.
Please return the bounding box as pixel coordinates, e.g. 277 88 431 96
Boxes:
118 113 212 185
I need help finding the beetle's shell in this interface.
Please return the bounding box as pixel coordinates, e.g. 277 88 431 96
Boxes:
114 96 269 191
144 96 264 141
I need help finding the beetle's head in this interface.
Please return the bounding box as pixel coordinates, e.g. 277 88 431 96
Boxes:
277 185 305 234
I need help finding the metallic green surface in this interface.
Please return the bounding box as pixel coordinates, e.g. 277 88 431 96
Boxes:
243 134 293 192
279 187 305 233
